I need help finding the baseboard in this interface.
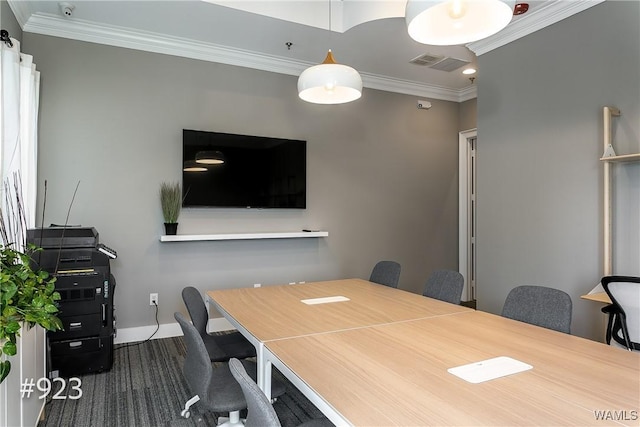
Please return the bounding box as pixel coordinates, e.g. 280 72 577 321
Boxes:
114 317 235 344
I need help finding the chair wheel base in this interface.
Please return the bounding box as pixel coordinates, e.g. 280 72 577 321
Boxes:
217 410 244 426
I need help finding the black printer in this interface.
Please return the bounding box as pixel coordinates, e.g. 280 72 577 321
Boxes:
27 227 116 377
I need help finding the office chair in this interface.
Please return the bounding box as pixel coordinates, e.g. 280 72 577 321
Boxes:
369 260 401 288
182 286 256 362
501 285 572 334
422 270 464 305
601 276 640 351
228 358 334 427
174 312 286 424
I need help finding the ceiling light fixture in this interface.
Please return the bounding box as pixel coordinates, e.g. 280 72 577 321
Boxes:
183 160 208 172
462 68 476 75
297 1 362 104
406 0 516 46
195 150 225 165
298 50 362 104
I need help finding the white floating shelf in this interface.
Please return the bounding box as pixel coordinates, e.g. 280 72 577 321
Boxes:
160 231 328 242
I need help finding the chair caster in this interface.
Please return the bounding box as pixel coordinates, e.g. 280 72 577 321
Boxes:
181 409 190 419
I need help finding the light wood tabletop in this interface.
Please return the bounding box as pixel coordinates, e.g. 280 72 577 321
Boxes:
207 278 471 342
581 292 612 304
266 310 640 426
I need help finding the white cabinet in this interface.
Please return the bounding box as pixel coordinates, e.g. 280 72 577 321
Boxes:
0 325 46 427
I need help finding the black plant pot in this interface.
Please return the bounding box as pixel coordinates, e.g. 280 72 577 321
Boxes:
164 223 178 235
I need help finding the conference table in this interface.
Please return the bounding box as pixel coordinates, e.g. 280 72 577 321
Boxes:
208 279 640 426
208 279 471 392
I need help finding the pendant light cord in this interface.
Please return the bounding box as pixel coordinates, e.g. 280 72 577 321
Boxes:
328 0 332 46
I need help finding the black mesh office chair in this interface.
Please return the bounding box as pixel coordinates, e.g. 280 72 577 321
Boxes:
601 276 640 351
501 285 572 334
369 260 401 288
182 286 256 362
422 270 464 305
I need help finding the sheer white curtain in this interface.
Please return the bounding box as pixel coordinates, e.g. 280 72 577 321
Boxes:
0 37 40 247
0 37 43 427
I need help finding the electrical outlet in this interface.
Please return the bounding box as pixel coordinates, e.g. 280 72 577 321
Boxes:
253 283 261 288
150 293 158 306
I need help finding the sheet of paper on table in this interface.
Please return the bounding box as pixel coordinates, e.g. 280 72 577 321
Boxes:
301 296 350 305
448 356 533 384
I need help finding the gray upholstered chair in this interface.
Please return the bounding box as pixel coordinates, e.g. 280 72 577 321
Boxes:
422 270 464 305
174 312 286 423
182 286 256 362
369 260 401 288
501 285 572 334
601 276 640 351
228 358 334 427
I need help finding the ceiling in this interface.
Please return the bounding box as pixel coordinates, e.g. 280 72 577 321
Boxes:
8 0 602 102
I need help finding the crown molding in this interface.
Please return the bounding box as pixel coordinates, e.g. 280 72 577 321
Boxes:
7 0 33 28
468 0 605 56
21 13 473 102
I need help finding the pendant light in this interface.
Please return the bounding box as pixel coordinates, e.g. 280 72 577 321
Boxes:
195 150 225 165
406 0 516 46
183 160 207 172
297 1 362 104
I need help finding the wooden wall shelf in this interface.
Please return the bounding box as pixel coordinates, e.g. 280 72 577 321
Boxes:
600 153 640 163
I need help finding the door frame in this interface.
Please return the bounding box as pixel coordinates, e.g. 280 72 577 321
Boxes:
459 128 477 302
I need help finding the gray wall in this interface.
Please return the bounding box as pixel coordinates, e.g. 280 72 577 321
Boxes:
459 98 477 131
24 33 469 330
476 1 639 340
1 0 22 42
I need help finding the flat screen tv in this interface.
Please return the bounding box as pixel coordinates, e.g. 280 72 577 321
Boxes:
182 129 306 208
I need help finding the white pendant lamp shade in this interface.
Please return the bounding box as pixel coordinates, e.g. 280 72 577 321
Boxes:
183 160 207 172
195 150 225 165
298 50 362 105
406 0 515 46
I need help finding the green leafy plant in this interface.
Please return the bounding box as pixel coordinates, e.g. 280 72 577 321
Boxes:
160 181 182 223
0 173 63 383
0 244 62 383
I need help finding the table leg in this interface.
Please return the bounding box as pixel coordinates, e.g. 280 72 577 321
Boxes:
263 356 272 401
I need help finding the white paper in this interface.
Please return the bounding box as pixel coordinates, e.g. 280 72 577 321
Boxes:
301 296 350 305
588 282 604 295
448 356 532 384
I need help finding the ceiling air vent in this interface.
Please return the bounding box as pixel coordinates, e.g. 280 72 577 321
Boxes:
429 57 470 72
409 53 445 66
410 53 471 72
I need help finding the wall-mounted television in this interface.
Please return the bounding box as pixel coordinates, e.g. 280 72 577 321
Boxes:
182 129 306 209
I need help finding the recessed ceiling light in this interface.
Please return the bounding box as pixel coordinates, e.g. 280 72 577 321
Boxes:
463 68 477 75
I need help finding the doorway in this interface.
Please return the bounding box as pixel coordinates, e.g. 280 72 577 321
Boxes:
459 129 477 302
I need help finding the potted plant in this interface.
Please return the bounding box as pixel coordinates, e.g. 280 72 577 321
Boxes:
0 174 63 384
0 244 62 383
160 181 182 235
0 245 62 384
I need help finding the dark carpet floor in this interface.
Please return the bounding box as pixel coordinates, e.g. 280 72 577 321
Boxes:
37 336 329 427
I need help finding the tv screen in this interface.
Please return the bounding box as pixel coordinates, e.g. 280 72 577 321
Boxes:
182 130 306 208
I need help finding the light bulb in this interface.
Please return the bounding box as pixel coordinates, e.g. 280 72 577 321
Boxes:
447 0 467 19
